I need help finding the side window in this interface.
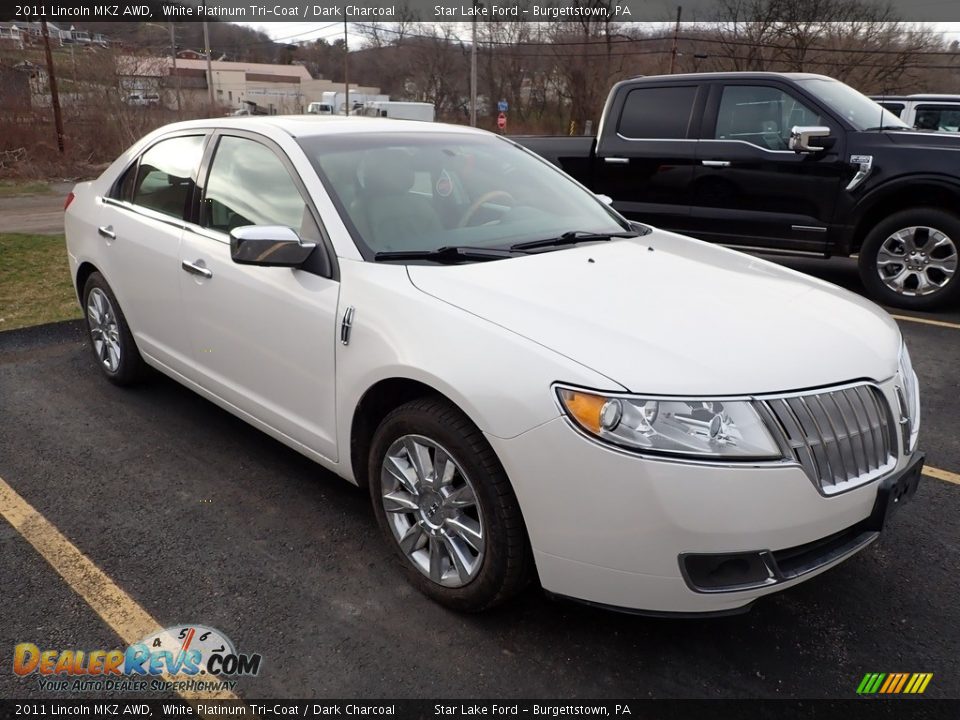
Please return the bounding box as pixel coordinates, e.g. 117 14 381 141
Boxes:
914 105 960 132
131 135 204 218
111 161 138 202
618 86 698 139
202 136 312 235
715 85 822 151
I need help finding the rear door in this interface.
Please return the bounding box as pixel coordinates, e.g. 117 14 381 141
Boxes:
592 82 705 233
98 132 207 374
688 81 847 253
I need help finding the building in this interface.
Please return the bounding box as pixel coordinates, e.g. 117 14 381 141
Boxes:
117 55 381 114
0 23 26 50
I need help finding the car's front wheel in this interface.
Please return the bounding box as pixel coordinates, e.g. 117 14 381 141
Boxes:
81 271 147 385
369 397 532 611
859 208 960 310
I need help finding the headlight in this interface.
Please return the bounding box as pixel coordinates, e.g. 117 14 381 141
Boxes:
898 339 920 452
556 387 782 460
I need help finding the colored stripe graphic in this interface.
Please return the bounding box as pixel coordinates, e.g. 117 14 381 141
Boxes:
857 672 933 694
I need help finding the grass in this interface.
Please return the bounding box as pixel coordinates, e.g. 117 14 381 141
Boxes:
0 233 81 332
0 180 53 197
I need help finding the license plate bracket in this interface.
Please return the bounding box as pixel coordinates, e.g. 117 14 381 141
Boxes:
863 452 924 532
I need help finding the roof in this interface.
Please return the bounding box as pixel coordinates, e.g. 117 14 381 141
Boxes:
869 94 960 102
153 115 486 139
116 55 314 80
625 71 834 83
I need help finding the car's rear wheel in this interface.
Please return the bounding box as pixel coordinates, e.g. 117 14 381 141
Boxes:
82 272 147 385
368 397 532 611
858 208 960 310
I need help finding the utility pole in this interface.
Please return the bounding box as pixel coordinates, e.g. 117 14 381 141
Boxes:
40 20 65 154
170 22 182 114
343 20 349 115
470 2 477 127
669 6 682 74
202 3 214 111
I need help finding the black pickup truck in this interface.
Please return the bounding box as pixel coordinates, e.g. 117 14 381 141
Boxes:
514 72 960 310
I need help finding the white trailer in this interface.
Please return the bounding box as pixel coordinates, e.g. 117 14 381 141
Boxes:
362 101 435 122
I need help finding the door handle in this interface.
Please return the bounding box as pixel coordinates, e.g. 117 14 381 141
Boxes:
97 225 116 239
181 260 213 279
603 157 630 164
701 160 731 167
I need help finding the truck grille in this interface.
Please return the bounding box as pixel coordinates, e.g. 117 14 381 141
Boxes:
760 384 896 494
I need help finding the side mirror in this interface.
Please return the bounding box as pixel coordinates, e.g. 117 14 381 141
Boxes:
596 194 614 206
229 226 316 267
789 126 831 153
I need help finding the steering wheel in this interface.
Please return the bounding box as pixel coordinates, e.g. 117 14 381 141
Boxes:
458 190 515 227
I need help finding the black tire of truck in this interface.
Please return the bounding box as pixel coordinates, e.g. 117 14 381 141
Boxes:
858 208 960 311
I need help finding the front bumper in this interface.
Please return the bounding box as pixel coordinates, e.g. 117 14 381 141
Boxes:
486 417 922 615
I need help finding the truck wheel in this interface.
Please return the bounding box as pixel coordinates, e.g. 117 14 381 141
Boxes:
368 397 532 611
859 208 960 310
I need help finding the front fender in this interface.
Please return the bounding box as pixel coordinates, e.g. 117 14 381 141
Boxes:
334 260 623 482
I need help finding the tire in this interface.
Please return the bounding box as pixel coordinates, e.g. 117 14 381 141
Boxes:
858 208 960 310
81 271 147 386
368 396 532 611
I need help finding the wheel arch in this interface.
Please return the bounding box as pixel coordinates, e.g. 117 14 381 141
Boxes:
851 176 960 253
350 377 482 490
75 261 101 303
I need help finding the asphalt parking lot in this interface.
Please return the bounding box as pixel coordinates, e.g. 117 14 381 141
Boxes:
1 246 958 702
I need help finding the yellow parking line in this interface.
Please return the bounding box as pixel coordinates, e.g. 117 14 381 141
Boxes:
0 474 241 703
923 466 960 486
891 314 960 330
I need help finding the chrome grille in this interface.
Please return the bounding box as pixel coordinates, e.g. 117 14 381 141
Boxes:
761 384 895 494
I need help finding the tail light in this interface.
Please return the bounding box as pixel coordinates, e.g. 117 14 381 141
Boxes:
64 191 75 211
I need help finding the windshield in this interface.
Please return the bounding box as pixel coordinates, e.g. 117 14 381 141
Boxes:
297 133 629 260
794 77 909 131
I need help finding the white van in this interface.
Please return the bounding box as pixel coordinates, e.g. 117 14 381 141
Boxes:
362 101 435 122
306 102 335 115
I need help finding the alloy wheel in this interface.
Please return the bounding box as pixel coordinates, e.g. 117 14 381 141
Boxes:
876 226 958 297
380 434 485 587
86 287 122 373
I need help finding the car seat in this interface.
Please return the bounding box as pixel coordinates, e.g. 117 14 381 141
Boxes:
351 148 444 251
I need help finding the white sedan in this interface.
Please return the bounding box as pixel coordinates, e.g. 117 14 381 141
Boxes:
64 116 923 614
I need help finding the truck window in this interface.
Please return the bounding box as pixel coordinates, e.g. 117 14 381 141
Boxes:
914 105 960 132
617 86 697 139
715 85 822 151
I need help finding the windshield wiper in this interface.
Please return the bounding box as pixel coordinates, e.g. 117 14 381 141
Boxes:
374 246 521 263
511 230 640 251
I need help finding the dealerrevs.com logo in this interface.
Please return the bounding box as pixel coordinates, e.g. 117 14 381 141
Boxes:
13 625 262 693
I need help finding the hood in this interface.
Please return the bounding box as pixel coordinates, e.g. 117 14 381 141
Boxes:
407 232 901 395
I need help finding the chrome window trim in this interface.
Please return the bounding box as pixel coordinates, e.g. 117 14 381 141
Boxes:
100 196 187 231
611 134 798 155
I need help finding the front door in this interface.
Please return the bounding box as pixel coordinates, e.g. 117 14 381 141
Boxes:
689 83 846 253
179 132 340 461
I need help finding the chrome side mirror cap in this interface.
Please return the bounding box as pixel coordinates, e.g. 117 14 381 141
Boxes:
789 126 831 153
229 225 316 268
